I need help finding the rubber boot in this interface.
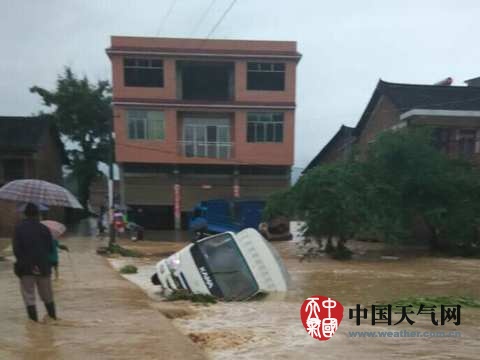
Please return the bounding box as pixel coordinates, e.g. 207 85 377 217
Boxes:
26 305 38 322
45 302 56 320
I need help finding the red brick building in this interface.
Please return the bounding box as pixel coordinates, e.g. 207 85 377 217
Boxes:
106 36 301 229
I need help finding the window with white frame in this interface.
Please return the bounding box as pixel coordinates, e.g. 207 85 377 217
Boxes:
247 113 284 143
247 62 285 91
127 110 165 140
182 118 231 159
124 58 164 87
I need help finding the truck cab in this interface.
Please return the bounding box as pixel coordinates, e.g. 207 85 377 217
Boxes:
151 228 289 301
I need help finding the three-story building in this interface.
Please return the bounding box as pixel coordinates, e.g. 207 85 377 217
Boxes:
107 36 301 229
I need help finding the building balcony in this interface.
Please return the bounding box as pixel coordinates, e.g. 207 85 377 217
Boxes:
177 140 233 160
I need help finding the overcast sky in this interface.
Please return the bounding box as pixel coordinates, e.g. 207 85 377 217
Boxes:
2 0 480 169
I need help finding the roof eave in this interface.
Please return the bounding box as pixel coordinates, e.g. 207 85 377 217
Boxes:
400 109 480 120
303 125 355 173
105 47 302 62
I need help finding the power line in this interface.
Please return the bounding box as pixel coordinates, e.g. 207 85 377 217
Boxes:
115 141 293 170
189 0 218 37
155 0 177 36
204 0 238 40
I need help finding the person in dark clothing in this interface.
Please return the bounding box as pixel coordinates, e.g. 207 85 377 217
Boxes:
12 203 57 322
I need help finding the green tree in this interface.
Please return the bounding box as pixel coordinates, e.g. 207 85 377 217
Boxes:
266 127 480 256
364 128 480 251
263 189 294 221
31 67 112 208
292 162 363 243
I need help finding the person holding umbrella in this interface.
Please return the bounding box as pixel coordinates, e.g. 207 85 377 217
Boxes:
0 179 83 322
12 203 57 322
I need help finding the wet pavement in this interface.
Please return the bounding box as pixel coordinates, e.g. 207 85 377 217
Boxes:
0 223 206 360
114 229 480 360
3 221 480 359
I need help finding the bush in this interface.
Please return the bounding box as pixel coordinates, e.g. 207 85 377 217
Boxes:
119 265 138 274
262 190 295 221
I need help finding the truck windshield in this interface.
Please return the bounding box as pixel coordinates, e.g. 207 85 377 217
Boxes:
196 233 258 300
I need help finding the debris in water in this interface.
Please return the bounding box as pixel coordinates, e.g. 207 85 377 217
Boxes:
166 289 217 304
188 330 255 350
151 302 196 319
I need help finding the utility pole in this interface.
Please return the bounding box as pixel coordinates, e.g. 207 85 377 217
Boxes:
108 115 116 248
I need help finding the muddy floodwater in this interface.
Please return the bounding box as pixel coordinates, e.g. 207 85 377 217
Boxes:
2 221 480 359
113 229 480 360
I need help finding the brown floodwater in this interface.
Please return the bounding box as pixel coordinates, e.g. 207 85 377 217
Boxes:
2 220 480 359
115 226 480 360
170 239 480 359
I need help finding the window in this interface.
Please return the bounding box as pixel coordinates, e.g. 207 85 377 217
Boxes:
3 159 25 181
127 110 165 140
247 113 284 143
124 58 164 87
194 233 258 300
179 61 234 100
458 129 476 158
247 62 285 91
433 128 451 153
182 118 231 159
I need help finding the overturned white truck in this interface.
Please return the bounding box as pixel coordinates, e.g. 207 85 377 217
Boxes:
151 228 290 301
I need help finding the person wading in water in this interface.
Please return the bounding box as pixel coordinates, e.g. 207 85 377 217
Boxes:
12 203 57 322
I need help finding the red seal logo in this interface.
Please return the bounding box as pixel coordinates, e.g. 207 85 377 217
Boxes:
300 295 344 341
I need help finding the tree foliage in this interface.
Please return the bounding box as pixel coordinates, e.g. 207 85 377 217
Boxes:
267 128 480 255
30 67 112 208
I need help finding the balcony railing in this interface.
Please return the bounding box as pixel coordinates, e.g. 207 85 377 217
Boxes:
178 141 233 160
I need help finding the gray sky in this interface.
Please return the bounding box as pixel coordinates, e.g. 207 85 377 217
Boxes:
2 0 480 169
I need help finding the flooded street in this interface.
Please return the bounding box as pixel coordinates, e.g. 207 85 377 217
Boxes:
0 228 206 360
170 245 480 359
2 223 480 359
112 228 480 360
